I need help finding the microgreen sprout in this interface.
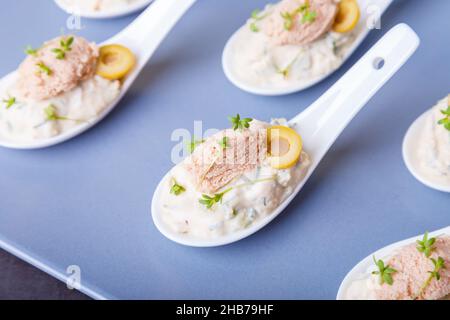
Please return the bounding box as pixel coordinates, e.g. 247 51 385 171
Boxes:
187 138 205 154
429 257 446 281
280 11 296 30
438 104 450 131
415 256 446 299
301 9 317 23
219 136 229 149
299 0 317 24
170 179 186 196
251 9 263 20
36 62 52 76
198 178 274 210
43 104 82 123
372 256 397 286
249 23 259 32
61 36 74 51
416 231 436 258
229 114 253 131
25 45 38 56
44 105 70 121
249 8 268 32
199 188 232 209
276 51 302 78
2 96 16 109
52 36 74 60
280 1 317 30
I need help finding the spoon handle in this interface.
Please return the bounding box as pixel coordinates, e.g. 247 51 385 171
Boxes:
290 24 420 158
108 0 197 71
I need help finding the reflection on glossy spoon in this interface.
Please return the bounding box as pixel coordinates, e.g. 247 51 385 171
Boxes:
403 107 450 193
0 0 196 150
336 226 450 300
152 24 420 247
54 0 154 19
222 0 393 96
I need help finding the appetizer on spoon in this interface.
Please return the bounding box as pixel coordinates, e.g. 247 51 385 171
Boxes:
0 0 196 149
0 37 135 144
54 0 154 19
152 24 420 247
403 95 450 192
337 227 450 300
222 0 393 96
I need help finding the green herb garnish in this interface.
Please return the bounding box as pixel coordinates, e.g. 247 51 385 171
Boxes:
281 1 317 30
61 36 74 52
229 114 253 131
52 48 66 60
280 11 295 30
429 257 446 281
372 256 397 286
219 136 229 149
250 22 260 32
415 256 446 299
36 62 52 76
276 51 302 78
34 105 81 128
416 231 436 258
198 178 274 210
45 105 68 121
2 96 16 109
438 105 450 131
187 138 205 154
44 104 72 122
199 188 232 209
170 179 186 196
299 0 317 24
249 9 268 32
25 45 38 56
277 68 290 78
301 10 317 23
251 9 262 20
52 36 74 60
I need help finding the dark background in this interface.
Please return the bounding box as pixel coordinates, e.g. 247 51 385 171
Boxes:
0 249 89 300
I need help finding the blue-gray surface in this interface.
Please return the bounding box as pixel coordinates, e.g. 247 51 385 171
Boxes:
0 0 448 300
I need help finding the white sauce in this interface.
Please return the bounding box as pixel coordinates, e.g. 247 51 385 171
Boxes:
344 276 378 300
344 254 393 300
228 4 361 89
158 120 311 240
417 97 450 187
58 0 140 13
0 74 120 143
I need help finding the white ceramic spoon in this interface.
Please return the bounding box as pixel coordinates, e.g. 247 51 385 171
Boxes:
0 0 196 150
222 0 393 96
403 109 450 193
152 23 420 247
54 0 154 19
336 225 450 300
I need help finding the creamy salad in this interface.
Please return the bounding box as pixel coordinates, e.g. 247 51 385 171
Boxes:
58 0 140 13
0 35 135 144
416 96 450 187
157 118 310 239
344 233 450 300
227 0 362 88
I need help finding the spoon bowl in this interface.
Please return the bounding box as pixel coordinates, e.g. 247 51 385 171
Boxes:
336 226 450 300
222 0 393 96
152 23 420 247
402 110 450 193
0 0 197 150
54 0 154 19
